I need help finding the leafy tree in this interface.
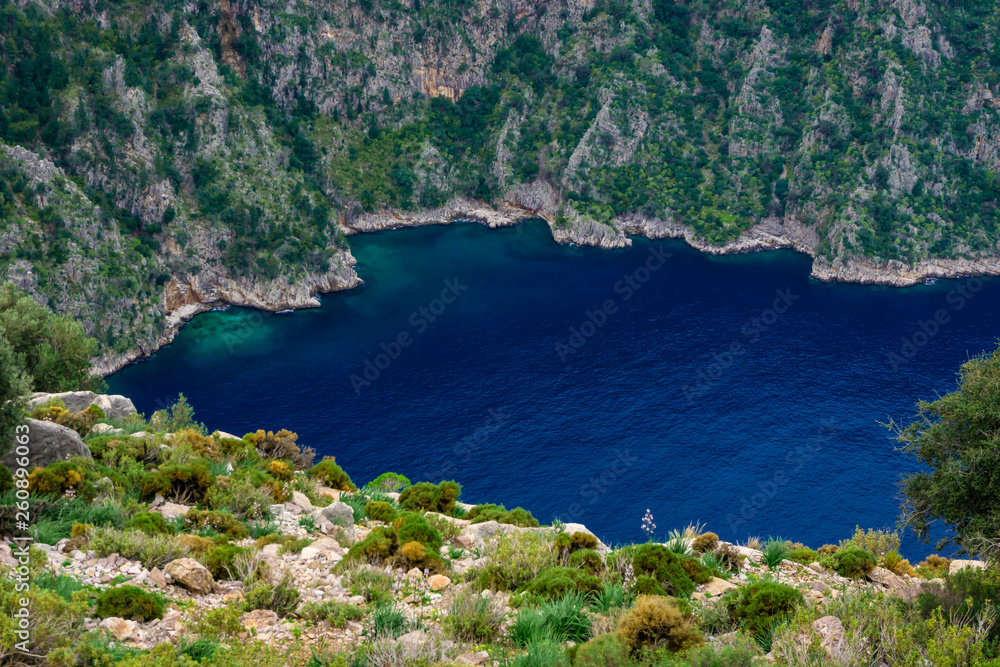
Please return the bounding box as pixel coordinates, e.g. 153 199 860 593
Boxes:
0 335 30 455
0 282 104 393
896 344 1000 560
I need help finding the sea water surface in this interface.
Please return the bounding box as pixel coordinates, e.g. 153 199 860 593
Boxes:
108 220 1000 556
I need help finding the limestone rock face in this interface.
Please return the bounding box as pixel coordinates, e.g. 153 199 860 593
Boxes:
949 559 987 576
27 391 137 419
867 566 906 591
1 418 90 470
164 558 214 595
812 616 845 658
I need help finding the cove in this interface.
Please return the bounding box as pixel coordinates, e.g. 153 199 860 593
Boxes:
108 219 1000 557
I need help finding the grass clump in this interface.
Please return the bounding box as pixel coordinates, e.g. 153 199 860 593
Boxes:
786 547 819 566
760 538 790 570
342 565 394 604
617 595 703 655
205 544 251 579
477 531 557 592
444 588 506 643
184 509 249 539
243 572 301 618
300 599 366 628
95 585 165 621
511 591 592 646
129 511 175 536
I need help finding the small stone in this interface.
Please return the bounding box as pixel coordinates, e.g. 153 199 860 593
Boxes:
242 609 279 630
349 595 365 606
809 562 825 574
100 617 138 641
428 574 451 591
406 568 423 580
300 547 320 561
148 567 167 588
811 580 830 593
262 544 281 557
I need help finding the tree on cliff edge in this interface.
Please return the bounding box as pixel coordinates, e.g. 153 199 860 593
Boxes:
896 343 1000 561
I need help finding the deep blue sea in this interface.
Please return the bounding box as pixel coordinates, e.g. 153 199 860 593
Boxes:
108 220 1000 558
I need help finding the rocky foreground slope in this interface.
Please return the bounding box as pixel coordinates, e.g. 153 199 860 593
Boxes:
1 391 995 666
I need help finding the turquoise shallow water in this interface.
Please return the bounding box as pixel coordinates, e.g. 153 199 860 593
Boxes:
108 220 1000 556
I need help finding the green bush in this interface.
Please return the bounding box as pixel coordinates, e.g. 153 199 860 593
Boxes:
569 549 604 574
300 599 366 628
393 512 442 552
397 480 461 514
619 543 713 598
28 460 95 499
571 634 633 666
364 501 397 523
444 588 506 643
825 546 876 579
787 547 819 565
692 532 719 554
522 566 601 600
466 503 540 527
184 509 249 540
139 461 214 503
369 472 410 492
205 545 250 579
617 595 703 654
308 457 356 491
130 512 175 536
729 581 804 637
0 464 14 493
95 585 165 621
555 531 600 557
347 526 396 562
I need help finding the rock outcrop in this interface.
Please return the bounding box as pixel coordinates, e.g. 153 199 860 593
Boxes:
2 418 91 470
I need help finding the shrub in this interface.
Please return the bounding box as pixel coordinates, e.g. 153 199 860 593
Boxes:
130 512 175 536
570 549 605 574
228 465 287 504
397 480 461 514
712 544 743 572
632 575 668 597
300 600 366 628
692 532 719 554
786 547 819 566
571 634 633 667
729 581 804 637
466 503 540 527
399 540 426 563
31 403 104 438
522 566 602 600
265 460 294 482
244 429 315 469
206 545 251 579
617 595 703 654
185 509 249 539
95 585 165 621
916 554 952 579
882 550 917 577
349 526 397 563
393 512 442 552
366 602 410 641
555 531 599 558
243 572 301 617
825 546 876 579
279 537 313 555
761 538 790 570
620 543 713 597
0 573 89 665
139 461 214 503
588 581 631 613
28 460 94 499
178 534 216 554
369 472 411 492
444 588 506 643
89 527 186 569
176 428 217 459
838 526 900 560
191 604 244 641
511 592 592 645
308 457 356 491
0 463 13 493
365 501 397 523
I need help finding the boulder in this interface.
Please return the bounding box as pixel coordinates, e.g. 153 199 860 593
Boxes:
90 423 125 436
320 501 355 527
100 617 138 641
291 491 313 511
2 418 90 470
164 558 214 595
868 567 906 591
155 503 189 520
309 537 344 556
949 559 987 576
812 616 845 658
701 576 738 597
27 391 137 420
456 651 491 665
428 574 451 591
561 523 611 552
456 520 517 548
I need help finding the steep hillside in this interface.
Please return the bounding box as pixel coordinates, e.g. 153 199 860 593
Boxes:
1 0 1000 368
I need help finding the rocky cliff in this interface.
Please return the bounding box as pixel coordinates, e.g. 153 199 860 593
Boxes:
1 0 999 369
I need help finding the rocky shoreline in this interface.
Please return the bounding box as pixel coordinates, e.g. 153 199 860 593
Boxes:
94 194 1000 377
